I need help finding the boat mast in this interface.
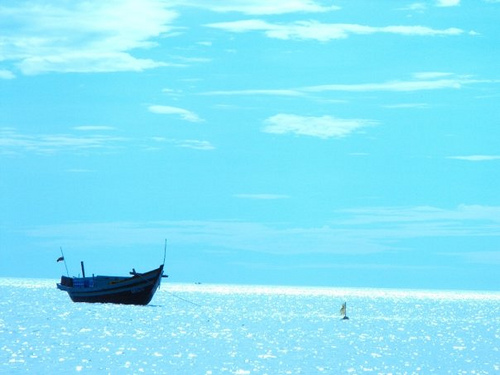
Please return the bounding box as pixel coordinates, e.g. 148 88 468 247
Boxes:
60 247 69 277
163 238 167 266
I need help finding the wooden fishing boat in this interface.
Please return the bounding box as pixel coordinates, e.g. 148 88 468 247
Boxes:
57 264 166 305
57 240 168 305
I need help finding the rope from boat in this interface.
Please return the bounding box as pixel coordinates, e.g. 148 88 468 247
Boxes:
165 290 203 307
132 267 203 307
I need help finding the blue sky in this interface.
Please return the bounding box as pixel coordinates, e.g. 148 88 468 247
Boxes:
1 0 499 290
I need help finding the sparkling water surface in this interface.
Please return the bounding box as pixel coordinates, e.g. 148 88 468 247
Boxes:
1 279 499 374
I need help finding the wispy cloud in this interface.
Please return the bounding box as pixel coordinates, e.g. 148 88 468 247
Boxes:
203 89 303 97
149 137 215 151
206 20 465 41
20 220 387 256
413 72 454 80
0 128 213 155
0 128 125 155
20 205 500 258
18 53 170 76
66 169 95 174
0 0 177 75
447 155 500 161
234 194 290 200
336 205 500 229
443 251 500 265
148 105 204 122
73 126 116 131
263 114 376 139
171 0 339 15
384 103 430 109
203 74 488 97
303 78 463 92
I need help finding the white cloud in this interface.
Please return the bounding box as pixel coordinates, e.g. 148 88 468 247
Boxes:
447 155 500 161
436 0 460 7
402 3 427 11
148 105 204 122
0 0 177 75
263 114 376 139
404 1 462 11
0 69 15 79
206 20 465 41
175 140 215 150
170 0 339 15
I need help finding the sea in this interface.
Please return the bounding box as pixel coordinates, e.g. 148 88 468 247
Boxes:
1 279 499 374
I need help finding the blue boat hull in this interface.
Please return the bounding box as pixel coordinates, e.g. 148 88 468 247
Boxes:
57 265 164 305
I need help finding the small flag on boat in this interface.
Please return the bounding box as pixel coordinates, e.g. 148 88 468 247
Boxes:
57 256 65 262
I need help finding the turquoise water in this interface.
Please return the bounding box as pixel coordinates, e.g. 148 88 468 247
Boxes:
1 279 499 374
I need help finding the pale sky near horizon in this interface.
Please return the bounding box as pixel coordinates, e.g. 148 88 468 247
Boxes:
1 0 499 290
